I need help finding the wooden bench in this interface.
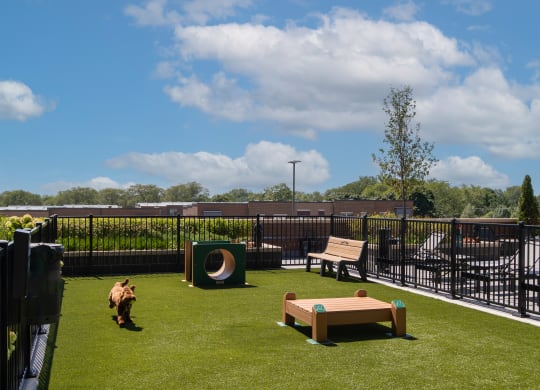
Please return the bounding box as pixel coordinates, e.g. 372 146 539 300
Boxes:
282 289 406 343
306 236 367 281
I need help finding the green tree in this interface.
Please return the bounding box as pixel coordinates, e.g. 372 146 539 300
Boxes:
460 186 504 217
372 86 437 215
41 195 57 205
502 186 521 217
425 181 465 218
211 188 254 202
0 190 42 206
164 182 209 202
262 183 291 201
298 191 324 201
126 184 163 205
324 176 378 200
517 175 539 224
460 203 476 218
360 182 395 200
411 190 435 217
54 187 99 205
98 188 128 206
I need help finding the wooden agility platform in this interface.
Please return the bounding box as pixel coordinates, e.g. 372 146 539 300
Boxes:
282 289 406 342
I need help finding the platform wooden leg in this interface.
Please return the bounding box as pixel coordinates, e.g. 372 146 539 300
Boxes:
312 304 327 342
354 289 367 297
282 292 296 325
390 300 406 337
184 240 192 282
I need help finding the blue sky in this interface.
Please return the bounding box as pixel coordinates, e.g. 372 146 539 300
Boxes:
2 0 540 196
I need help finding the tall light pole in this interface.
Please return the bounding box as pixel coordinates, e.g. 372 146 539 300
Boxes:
288 160 301 216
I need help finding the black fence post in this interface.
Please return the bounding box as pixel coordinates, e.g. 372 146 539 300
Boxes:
400 217 407 286
88 215 93 274
13 230 33 380
517 222 528 317
43 218 51 243
450 219 457 299
0 241 8 390
34 222 43 243
361 215 368 241
52 214 58 242
255 214 263 249
177 214 182 270
330 214 335 236
255 214 263 267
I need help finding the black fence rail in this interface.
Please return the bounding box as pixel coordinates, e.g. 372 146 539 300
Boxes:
365 217 540 318
50 215 540 318
1 218 61 390
57 214 364 274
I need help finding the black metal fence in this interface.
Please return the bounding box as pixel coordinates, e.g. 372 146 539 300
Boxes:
366 218 540 318
51 214 540 318
56 214 364 274
2 214 540 385
1 218 60 390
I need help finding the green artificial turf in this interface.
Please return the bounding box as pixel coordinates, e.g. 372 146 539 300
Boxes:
44 269 540 389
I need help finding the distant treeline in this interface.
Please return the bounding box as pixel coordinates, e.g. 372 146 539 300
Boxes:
1 177 537 218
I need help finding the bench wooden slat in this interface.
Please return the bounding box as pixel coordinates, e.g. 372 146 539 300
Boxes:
306 236 367 281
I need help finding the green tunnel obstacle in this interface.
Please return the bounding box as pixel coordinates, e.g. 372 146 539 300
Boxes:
184 240 246 287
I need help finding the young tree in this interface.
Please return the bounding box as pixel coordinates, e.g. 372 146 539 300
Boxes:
517 175 539 224
372 86 437 216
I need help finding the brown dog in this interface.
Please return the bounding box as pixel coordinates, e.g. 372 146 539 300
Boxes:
108 278 136 326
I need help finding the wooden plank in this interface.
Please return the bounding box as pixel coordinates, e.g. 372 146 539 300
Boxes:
282 291 406 342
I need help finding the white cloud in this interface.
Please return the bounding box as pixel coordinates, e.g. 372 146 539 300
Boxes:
430 156 510 188
135 5 540 162
86 177 131 190
41 177 134 195
383 1 420 22
164 72 252 121
124 0 181 26
526 60 540 82
418 67 540 158
182 0 252 25
0 80 48 121
125 0 252 26
153 61 179 79
166 8 473 131
443 0 492 16
106 141 329 194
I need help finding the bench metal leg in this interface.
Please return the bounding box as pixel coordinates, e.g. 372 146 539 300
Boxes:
320 260 335 277
336 262 349 281
320 260 326 276
336 262 343 281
